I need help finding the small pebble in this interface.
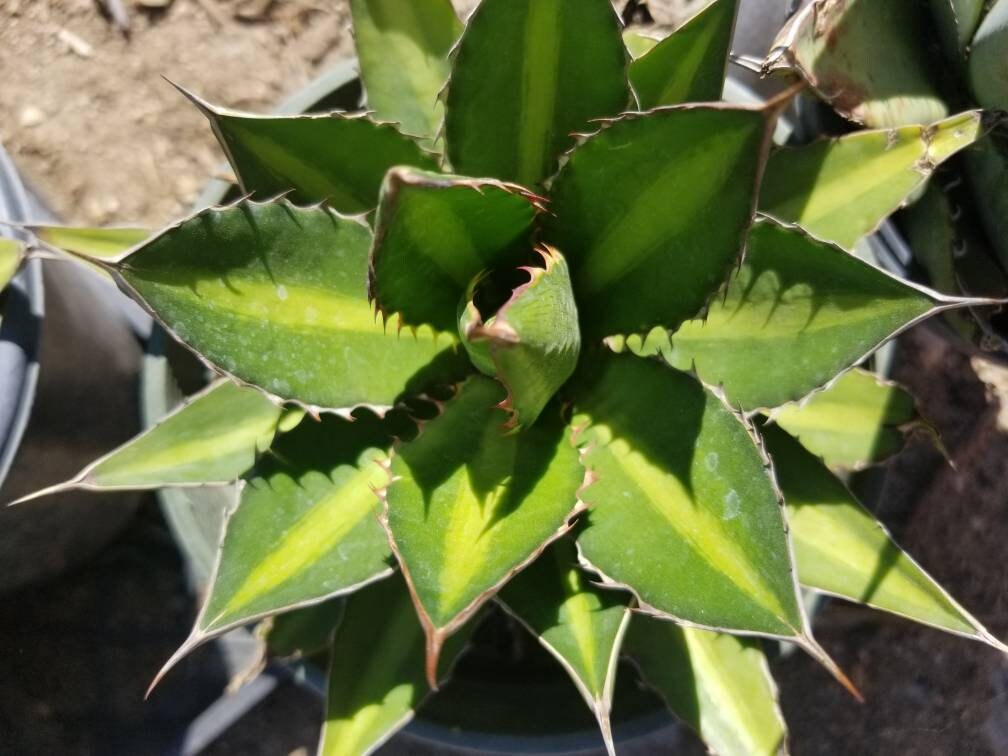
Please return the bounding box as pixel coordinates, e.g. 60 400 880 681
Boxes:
19 106 45 128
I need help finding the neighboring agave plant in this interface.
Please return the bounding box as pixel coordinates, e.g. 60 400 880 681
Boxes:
11 0 1008 754
766 0 1008 352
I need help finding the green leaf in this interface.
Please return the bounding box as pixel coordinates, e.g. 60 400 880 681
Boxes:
351 0 462 145
263 599 345 660
444 0 630 186
767 0 947 128
624 616 787 756
663 219 984 410
11 380 282 504
573 353 805 640
320 575 475 756
369 167 542 333
461 247 581 430
545 105 770 339
965 135 1008 271
769 368 934 470
622 29 660 59
968 0 1008 112
152 409 407 690
764 423 1007 651
628 0 737 108
383 375 585 684
32 224 149 257
930 0 985 61
760 111 983 249
498 539 631 755
176 85 437 213
100 199 468 412
0 237 24 290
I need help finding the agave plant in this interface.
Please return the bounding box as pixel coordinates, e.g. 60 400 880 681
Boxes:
12 0 1008 753
766 0 1008 353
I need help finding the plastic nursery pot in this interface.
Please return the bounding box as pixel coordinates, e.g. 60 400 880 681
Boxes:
0 144 145 595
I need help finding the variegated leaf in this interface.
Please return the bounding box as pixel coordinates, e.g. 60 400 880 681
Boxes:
369 167 541 332
80 199 469 413
177 85 438 212
320 575 477 756
662 219 993 410
383 375 585 685
629 0 738 108
11 380 282 504
765 423 1007 652
760 111 983 249
769 368 936 470
625 616 787 756
444 0 630 186
150 409 409 691
350 0 462 145
498 539 631 755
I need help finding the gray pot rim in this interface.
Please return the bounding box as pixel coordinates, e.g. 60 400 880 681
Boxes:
0 144 44 489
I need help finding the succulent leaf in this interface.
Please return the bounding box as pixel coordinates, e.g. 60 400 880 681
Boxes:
663 219 992 411
369 167 542 333
350 0 462 146
10 380 282 504
263 598 345 660
320 575 477 756
30 224 148 257
766 0 947 128
94 199 468 413
444 0 630 186
965 135 1008 271
461 247 580 430
0 237 24 290
151 409 409 691
624 616 787 756
572 353 805 640
968 0 1008 112
545 105 770 339
769 368 937 471
622 29 660 59
765 423 1007 651
929 0 985 62
176 85 438 212
760 111 983 249
628 0 738 108
382 375 585 686
498 538 631 755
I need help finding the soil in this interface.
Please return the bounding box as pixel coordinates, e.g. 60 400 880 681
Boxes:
0 0 691 228
2 1 1008 755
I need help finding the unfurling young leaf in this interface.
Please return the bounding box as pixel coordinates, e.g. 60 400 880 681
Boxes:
460 247 580 429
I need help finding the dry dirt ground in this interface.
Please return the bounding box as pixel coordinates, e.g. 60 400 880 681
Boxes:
0 0 691 228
